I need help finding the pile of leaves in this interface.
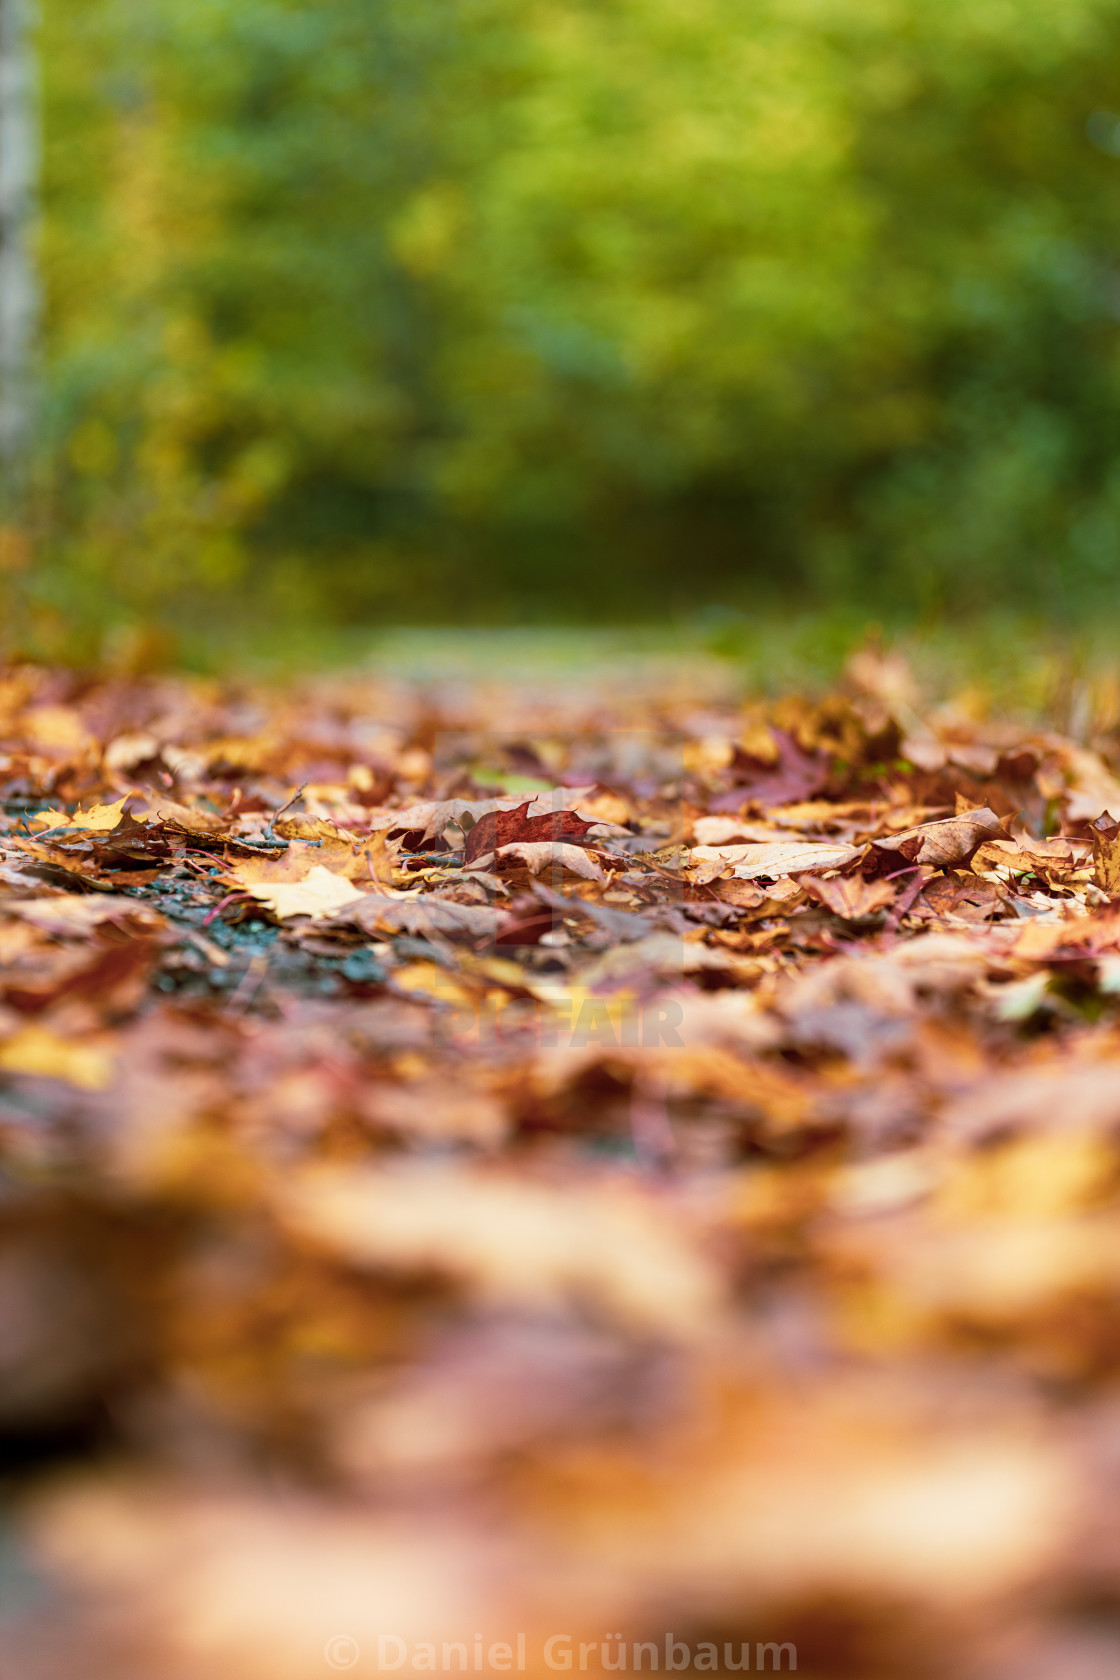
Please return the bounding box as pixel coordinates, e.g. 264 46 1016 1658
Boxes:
6 653 1120 1678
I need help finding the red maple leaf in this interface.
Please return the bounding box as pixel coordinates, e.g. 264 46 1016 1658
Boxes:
462 800 598 864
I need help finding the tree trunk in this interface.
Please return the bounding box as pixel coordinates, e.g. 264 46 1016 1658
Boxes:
0 0 37 507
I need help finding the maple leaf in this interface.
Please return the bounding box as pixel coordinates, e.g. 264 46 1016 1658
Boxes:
229 830 395 888
797 873 896 920
243 863 366 920
709 728 828 810
462 800 599 865
1090 810 1120 894
28 796 136 833
367 789 607 853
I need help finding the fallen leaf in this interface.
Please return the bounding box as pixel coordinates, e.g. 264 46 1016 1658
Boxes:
1091 810 1120 894
1012 913 1120 961
798 873 897 919
146 800 229 834
481 841 606 881
919 874 1004 922
689 838 860 882
345 897 502 940
244 864 366 920
28 796 135 833
4 896 166 938
463 800 599 865
709 728 829 809
272 813 352 843
869 807 1005 870
229 831 394 887
692 816 795 845
6 654 1120 1680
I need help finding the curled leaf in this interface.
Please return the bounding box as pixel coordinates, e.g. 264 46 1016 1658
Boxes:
868 807 1005 871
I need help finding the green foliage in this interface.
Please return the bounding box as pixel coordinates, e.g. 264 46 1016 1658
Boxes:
23 0 1120 630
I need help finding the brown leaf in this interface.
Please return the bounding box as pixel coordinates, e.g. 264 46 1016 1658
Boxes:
798 873 897 919
919 873 1004 921
709 728 829 810
345 896 502 940
481 840 606 881
272 813 350 843
8 657 1120 1680
868 806 1005 871
3 936 154 1013
4 896 166 938
145 800 229 834
711 879 768 909
1091 810 1120 894
462 800 598 865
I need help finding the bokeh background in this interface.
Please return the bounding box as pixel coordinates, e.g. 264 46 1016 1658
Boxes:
10 0 1120 650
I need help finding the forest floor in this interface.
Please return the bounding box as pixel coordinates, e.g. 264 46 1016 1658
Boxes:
3 645 1120 1679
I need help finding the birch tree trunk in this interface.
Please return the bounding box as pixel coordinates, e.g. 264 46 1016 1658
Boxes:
0 0 37 508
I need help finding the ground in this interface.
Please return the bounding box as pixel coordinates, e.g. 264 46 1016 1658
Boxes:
3 646 1120 1680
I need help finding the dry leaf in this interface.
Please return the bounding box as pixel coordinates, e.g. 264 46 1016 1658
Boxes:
798 873 897 919
1091 810 1120 894
243 864 366 920
345 896 502 939
4 896 166 938
465 840 606 880
462 800 599 865
28 796 135 833
870 807 1004 870
229 831 394 888
689 838 860 882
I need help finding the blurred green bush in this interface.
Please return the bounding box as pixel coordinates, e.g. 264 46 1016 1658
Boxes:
21 0 1120 632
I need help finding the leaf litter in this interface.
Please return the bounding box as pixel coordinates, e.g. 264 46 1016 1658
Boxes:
4 651 1120 1676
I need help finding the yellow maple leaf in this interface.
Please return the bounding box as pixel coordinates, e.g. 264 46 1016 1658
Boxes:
28 795 136 833
230 829 396 888
244 863 365 920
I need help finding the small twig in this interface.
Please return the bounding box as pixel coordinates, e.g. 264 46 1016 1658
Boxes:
261 783 307 844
